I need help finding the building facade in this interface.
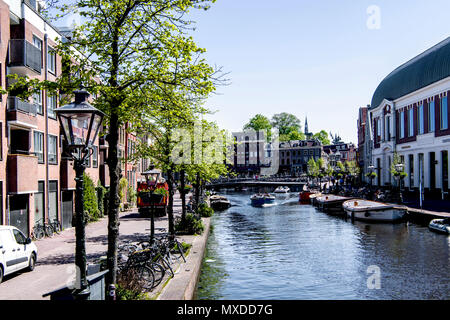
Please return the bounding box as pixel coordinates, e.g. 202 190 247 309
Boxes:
279 139 323 175
367 37 450 198
0 0 145 235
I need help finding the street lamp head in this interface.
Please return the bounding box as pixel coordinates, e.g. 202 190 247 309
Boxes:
395 163 404 172
55 90 105 160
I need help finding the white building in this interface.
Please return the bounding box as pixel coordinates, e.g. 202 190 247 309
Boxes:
368 37 450 199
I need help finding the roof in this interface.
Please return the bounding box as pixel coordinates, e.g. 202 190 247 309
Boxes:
370 37 450 110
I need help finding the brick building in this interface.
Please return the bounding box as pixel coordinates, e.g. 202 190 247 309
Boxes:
0 0 146 235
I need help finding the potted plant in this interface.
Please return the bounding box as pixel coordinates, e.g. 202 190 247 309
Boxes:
151 187 168 203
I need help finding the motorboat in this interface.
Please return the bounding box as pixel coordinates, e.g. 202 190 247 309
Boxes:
342 199 407 223
274 186 290 193
428 218 450 234
251 193 276 207
309 192 323 206
209 195 231 211
299 190 320 203
316 195 352 215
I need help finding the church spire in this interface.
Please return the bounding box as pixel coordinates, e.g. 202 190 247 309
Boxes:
305 116 309 135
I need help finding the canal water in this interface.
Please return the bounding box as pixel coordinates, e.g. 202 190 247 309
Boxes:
195 191 450 300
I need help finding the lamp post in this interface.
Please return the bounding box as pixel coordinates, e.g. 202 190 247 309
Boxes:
55 90 105 300
394 163 405 204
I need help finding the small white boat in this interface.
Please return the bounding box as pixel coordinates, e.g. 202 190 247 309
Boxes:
209 195 231 211
343 199 407 223
274 186 290 193
428 218 450 234
316 195 352 215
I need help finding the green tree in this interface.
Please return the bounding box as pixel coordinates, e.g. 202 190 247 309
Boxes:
307 158 319 178
243 114 272 141
83 173 100 222
313 130 331 145
271 113 301 136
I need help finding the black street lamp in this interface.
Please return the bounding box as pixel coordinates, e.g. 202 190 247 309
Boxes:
394 163 405 204
55 90 105 300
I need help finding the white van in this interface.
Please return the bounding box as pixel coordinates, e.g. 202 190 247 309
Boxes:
0 226 38 283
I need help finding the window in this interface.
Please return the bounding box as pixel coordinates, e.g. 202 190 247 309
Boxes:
418 104 424 135
33 90 43 115
47 94 57 119
34 131 44 163
385 116 391 140
32 35 42 64
429 101 435 132
409 154 414 188
48 181 58 222
34 181 44 225
92 146 98 168
400 111 405 138
48 135 58 164
408 108 414 137
440 96 448 130
47 47 56 74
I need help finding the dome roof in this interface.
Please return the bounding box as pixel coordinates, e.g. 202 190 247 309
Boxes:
370 37 450 110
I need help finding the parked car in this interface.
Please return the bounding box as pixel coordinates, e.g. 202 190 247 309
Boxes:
0 226 38 284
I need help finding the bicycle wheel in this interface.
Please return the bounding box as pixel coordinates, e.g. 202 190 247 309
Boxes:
129 264 155 291
53 221 62 233
147 262 165 287
44 224 54 237
32 227 45 240
169 240 186 262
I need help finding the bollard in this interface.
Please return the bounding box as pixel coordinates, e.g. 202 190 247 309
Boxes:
108 284 116 301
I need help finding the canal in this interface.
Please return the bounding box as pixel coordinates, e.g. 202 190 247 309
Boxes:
195 191 450 300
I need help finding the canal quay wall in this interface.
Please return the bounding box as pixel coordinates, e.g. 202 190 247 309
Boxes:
157 217 211 300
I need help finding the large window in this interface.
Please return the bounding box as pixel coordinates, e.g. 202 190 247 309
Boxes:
47 46 56 74
47 94 57 119
34 131 44 163
48 134 58 164
34 181 44 225
408 108 414 137
385 116 391 140
418 104 424 135
400 111 405 138
440 96 448 130
429 101 435 132
48 181 58 222
33 90 43 115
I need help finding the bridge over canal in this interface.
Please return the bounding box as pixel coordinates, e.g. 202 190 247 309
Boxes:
206 179 307 192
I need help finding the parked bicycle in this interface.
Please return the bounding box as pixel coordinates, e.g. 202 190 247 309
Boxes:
31 219 46 240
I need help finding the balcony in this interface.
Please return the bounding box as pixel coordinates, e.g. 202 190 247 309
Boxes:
7 97 38 129
8 39 42 75
7 154 38 194
60 159 76 190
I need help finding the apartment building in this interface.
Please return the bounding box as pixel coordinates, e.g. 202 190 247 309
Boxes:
279 139 323 175
368 37 450 199
0 0 150 236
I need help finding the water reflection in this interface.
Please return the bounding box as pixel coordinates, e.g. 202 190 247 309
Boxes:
196 192 450 300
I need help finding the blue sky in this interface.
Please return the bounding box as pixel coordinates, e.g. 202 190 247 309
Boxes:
185 0 450 143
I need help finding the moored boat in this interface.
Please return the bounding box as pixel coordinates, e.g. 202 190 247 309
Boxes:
309 192 322 206
342 199 407 222
316 195 352 215
428 218 450 234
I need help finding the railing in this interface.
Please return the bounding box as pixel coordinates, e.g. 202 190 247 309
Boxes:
8 39 42 73
7 96 38 116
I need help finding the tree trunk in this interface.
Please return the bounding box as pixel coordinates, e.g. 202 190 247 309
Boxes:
167 166 175 236
180 169 186 223
105 111 121 300
195 172 200 210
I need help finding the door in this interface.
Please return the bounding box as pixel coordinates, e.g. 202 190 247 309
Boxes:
430 152 436 189
0 230 19 274
9 195 29 236
61 191 73 230
12 228 29 271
